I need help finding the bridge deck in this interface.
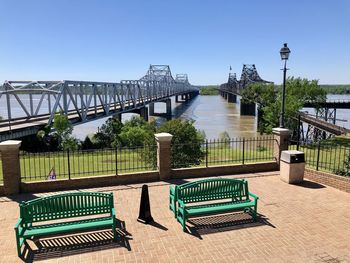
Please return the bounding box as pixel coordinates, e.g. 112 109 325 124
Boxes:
0 92 196 140
300 113 350 135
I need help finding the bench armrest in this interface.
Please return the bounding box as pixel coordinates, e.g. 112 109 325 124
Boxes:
249 192 259 201
169 185 176 195
111 208 116 217
177 199 186 208
14 218 23 230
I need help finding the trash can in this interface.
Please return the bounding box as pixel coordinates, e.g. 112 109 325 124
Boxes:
280 150 305 184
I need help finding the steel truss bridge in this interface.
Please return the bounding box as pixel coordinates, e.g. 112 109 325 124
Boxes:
220 64 272 95
0 65 199 141
296 100 350 142
218 64 272 116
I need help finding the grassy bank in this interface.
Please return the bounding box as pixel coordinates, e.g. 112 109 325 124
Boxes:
200 85 219 95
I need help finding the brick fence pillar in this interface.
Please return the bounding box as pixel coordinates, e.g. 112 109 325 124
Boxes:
155 133 173 180
0 140 22 195
272 128 290 164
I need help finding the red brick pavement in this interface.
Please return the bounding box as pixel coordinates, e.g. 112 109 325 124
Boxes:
1 172 350 263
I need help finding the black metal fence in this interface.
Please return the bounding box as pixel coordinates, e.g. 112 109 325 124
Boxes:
20 145 157 182
172 136 276 169
289 141 350 176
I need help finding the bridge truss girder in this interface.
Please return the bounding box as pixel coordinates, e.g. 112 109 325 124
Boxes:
0 65 197 127
220 64 272 94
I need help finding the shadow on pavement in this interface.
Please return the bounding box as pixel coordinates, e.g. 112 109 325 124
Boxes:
186 212 275 239
21 219 132 262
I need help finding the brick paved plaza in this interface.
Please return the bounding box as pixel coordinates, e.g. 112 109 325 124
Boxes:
1 171 350 263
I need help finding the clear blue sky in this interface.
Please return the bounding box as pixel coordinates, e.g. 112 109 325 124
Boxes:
1 0 349 85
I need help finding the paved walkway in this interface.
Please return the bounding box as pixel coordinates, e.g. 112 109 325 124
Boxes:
1 172 350 263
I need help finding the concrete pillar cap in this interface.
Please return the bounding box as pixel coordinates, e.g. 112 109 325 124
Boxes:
272 128 290 135
0 140 22 150
154 133 173 142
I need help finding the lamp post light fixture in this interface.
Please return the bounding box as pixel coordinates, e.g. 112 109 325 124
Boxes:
279 43 291 128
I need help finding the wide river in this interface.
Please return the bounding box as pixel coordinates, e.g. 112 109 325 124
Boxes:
71 94 350 140
0 94 349 140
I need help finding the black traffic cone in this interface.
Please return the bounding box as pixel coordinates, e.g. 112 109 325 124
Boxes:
137 184 154 224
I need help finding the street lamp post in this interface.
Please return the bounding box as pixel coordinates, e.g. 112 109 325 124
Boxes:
279 43 291 128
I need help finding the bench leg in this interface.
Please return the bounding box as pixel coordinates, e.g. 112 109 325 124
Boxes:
177 209 187 232
112 218 117 241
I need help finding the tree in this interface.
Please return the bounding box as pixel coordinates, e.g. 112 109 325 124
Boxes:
53 111 78 151
93 116 123 148
242 77 326 134
157 119 205 168
119 116 156 147
81 136 94 150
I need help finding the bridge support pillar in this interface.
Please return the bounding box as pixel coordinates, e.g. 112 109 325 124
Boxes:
175 96 179 103
272 128 290 164
224 92 228 100
240 103 256 116
140 107 149 122
149 103 155 115
0 140 22 195
128 107 149 122
115 113 122 122
227 94 237 103
166 99 172 119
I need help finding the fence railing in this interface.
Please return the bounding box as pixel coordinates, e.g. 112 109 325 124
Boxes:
289 141 350 176
171 136 276 169
20 145 157 182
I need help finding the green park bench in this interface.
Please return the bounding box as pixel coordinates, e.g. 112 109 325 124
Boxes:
14 192 117 257
169 178 259 231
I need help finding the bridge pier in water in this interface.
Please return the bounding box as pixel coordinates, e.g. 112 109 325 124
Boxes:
175 91 199 103
117 107 149 122
227 93 237 103
240 103 256 116
148 99 172 120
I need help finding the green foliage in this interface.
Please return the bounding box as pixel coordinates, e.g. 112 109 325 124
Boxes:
119 116 156 147
157 119 205 167
200 86 219 95
53 111 78 151
53 111 73 137
320 85 350 94
93 116 123 148
242 77 327 134
81 136 94 150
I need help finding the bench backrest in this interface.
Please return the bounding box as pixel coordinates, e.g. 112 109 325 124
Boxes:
177 178 249 204
19 192 114 224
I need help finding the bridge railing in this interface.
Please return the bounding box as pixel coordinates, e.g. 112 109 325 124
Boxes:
0 78 197 124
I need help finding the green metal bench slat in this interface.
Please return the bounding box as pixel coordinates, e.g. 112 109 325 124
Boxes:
14 192 117 257
186 200 256 216
23 217 113 238
169 178 259 231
